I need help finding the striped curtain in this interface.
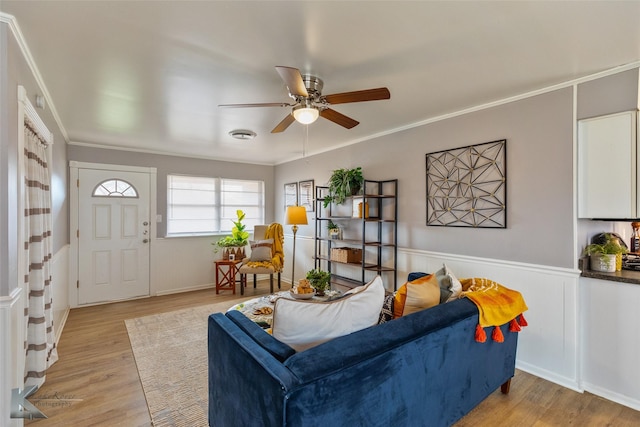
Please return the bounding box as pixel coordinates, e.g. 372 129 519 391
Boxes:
23 118 58 389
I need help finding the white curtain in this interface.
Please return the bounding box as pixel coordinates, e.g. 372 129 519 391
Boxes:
23 118 58 389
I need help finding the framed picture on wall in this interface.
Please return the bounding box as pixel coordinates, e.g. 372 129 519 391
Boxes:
284 182 298 209
426 139 507 228
298 179 314 212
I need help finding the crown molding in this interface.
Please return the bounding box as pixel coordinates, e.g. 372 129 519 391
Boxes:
1 12 69 143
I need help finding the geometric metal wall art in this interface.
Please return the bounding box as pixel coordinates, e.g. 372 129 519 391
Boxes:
426 139 506 228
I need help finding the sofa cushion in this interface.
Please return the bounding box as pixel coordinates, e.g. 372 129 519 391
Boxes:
378 293 395 324
249 238 273 262
272 276 385 352
393 274 441 318
436 263 463 302
225 309 295 362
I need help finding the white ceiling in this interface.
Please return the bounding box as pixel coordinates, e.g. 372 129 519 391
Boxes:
2 1 640 165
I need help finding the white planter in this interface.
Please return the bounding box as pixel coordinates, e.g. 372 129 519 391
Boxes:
590 254 617 272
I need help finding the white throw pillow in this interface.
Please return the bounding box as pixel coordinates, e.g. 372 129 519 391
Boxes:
249 239 273 262
271 276 385 352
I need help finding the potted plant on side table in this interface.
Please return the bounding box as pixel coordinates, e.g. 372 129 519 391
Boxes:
213 209 249 260
583 233 628 272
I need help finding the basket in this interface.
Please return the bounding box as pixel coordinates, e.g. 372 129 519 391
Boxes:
331 247 362 263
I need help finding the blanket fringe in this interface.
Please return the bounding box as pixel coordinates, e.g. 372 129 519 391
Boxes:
475 324 487 343
491 326 504 343
518 313 528 327
509 318 521 332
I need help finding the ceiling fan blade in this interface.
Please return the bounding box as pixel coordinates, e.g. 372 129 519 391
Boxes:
218 102 291 108
275 66 308 97
320 109 359 129
271 114 296 133
323 87 390 105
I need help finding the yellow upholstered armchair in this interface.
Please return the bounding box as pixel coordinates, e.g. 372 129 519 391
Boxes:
238 223 284 294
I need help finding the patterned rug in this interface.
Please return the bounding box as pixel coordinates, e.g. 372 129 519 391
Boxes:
125 295 259 427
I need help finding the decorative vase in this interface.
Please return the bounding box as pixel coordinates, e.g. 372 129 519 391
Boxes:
315 288 325 297
590 254 616 272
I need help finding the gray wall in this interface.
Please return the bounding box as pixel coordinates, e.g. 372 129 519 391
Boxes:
67 146 275 237
0 23 68 296
276 87 575 268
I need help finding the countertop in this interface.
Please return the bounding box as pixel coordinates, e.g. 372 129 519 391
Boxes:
579 257 640 285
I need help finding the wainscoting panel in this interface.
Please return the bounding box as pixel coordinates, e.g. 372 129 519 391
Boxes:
580 277 640 411
51 244 69 344
0 287 24 427
398 248 582 392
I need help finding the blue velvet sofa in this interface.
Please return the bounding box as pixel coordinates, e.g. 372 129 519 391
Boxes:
208 282 518 426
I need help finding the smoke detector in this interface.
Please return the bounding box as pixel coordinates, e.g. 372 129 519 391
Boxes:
229 129 257 140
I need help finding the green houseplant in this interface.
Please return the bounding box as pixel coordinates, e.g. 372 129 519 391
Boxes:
582 233 627 272
213 210 250 257
306 268 331 296
323 167 364 208
327 220 341 239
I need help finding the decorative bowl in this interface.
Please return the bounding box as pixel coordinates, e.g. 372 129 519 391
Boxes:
290 290 314 300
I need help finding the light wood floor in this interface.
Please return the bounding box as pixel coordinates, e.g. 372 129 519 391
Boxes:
25 282 640 427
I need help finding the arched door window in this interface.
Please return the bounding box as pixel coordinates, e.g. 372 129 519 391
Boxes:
92 179 138 198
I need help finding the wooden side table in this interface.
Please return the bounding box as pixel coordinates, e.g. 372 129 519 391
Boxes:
215 260 242 294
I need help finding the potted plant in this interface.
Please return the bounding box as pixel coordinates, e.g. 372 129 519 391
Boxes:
583 233 628 272
323 167 364 208
305 268 331 296
213 210 250 259
327 220 341 240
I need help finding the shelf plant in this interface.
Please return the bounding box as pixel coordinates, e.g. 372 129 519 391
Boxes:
327 220 341 239
323 167 364 208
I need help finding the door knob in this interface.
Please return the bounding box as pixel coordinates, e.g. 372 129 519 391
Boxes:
143 239 149 243
143 221 149 226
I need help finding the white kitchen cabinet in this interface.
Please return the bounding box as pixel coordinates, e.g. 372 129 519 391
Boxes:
578 110 638 218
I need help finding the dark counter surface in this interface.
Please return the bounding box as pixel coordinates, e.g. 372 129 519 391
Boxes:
579 257 640 285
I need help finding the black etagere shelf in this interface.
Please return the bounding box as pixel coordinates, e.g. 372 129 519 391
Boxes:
314 179 398 291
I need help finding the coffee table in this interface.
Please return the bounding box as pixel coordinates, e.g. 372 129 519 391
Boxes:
228 290 342 328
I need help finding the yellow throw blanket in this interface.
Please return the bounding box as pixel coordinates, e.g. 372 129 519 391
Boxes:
460 277 528 343
245 223 284 272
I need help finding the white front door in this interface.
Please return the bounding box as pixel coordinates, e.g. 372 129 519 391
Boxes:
77 168 151 304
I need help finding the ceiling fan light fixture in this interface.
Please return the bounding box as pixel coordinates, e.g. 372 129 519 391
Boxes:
292 105 319 125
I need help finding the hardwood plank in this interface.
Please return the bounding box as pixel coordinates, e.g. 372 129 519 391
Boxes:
25 282 271 426
24 281 640 426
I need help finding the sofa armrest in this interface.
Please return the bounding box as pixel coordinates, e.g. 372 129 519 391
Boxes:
208 313 299 426
226 310 295 362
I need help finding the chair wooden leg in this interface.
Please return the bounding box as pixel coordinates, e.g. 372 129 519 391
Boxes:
253 274 257 288
277 273 281 289
269 275 274 294
240 274 245 296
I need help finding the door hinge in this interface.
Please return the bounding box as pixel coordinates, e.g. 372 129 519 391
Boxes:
77 179 79 188
76 280 79 289
77 229 79 238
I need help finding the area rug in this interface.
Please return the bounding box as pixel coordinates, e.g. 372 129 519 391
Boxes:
125 295 258 427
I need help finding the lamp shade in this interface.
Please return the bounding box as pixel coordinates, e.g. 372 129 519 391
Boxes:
285 205 308 225
292 106 319 125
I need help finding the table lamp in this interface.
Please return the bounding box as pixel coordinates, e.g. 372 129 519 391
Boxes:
285 205 308 287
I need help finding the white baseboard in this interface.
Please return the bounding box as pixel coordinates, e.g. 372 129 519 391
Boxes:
582 381 640 412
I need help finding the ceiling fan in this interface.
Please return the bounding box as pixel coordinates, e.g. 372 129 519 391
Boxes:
219 66 391 133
